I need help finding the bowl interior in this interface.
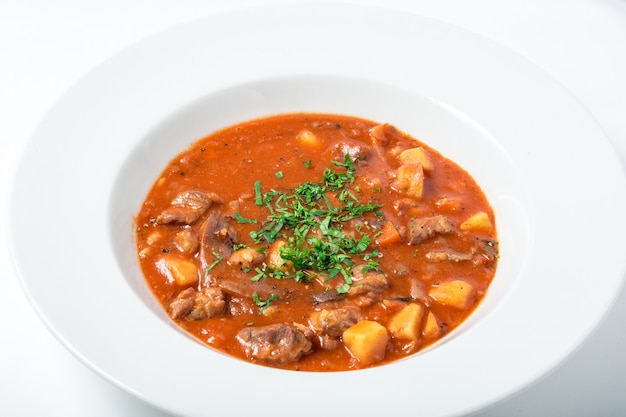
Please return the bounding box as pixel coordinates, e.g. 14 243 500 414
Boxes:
108 75 531 354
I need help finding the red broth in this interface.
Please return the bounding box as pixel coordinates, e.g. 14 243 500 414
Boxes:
135 113 498 371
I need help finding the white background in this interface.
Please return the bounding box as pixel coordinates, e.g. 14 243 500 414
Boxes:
1 0 625 415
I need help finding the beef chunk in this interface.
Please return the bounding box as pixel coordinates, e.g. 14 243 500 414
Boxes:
308 305 361 349
173 228 199 255
309 306 361 338
169 287 195 319
169 287 225 320
407 215 454 244
347 265 389 306
157 191 222 225
327 139 371 163
236 323 313 365
425 248 474 262
199 211 238 272
189 287 226 320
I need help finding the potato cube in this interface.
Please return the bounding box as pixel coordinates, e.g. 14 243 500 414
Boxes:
297 130 320 148
429 279 475 309
460 211 493 233
399 147 434 171
157 256 199 286
392 163 424 199
266 240 292 270
342 320 389 365
386 303 425 342
422 311 441 339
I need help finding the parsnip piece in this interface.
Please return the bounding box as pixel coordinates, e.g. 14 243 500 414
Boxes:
393 163 424 199
429 279 475 309
387 303 425 342
399 147 434 171
157 256 199 286
460 211 493 233
342 320 389 365
422 311 441 339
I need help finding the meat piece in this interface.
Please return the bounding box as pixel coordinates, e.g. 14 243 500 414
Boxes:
169 287 195 319
408 215 454 244
311 290 346 305
393 198 420 216
157 191 222 225
327 139 371 163
309 306 361 338
169 287 226 320
199 211 238 271
189 287 226 320
425 249 474 262
236 323 313 364
217 278 276 300
348 265 389 306
173 228 199 255
369 123 401 160
409 278 430 306
228 247 265 269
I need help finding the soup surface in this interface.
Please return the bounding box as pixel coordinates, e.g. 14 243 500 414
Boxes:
135 113 498 371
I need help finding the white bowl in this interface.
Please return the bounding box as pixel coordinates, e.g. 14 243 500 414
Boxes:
9 3 626 417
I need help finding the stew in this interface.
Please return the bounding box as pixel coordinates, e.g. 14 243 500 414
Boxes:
135 113 498 371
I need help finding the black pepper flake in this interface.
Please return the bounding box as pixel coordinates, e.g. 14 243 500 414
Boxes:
161 248 171 253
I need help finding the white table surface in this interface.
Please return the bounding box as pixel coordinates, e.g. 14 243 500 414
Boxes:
2 0 625 416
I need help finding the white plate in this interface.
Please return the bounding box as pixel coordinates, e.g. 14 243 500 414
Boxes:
9 3 626 417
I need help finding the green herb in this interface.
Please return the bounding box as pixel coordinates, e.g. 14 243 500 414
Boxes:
234 212 257 224
247 154 382 293
303 160 312 168
252 292 279 314
204 251 223 276
254 180 263 206
275 170 284 179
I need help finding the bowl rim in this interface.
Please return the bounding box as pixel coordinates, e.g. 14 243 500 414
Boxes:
9 3 626 417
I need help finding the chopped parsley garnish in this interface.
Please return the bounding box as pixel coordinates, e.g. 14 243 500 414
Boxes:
204 251 222 277
234 212 257 224
247 154 382 292
252 292 279 314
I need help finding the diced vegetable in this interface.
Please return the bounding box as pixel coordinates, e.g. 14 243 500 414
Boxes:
376 221 402 246
267 240 291 270
386 303 425 342
297 130 320 147
393 163 424 199
342 320 389 365
434 197 462 213
429 279 475 309
460 211 493 233
157 256 199 286
399 147 434 171
422 311 441 339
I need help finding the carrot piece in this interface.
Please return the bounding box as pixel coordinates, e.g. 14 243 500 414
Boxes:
377 221 402 246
